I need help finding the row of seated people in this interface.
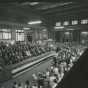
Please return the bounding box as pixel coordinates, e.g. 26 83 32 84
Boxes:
8 45 85 88
0 41 51 65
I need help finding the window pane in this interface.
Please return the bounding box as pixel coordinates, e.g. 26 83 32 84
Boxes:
8 33 11 39
3 32 8 39
72 20 78 25
0 32 3 39
63 21 69 25
56 22 61 26
3 32 11 39
16 32 24 41
81 19 88 24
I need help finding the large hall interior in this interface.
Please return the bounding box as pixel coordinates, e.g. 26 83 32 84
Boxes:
0 1 88 88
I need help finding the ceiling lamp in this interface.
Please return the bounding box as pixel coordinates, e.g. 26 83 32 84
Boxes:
29 2 39 6
28 20 42 25
54 26 64 29
21 2 39 6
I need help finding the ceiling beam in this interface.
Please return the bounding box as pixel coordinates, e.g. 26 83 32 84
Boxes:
41 3 88 15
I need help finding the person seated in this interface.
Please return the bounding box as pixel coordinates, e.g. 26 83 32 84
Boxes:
43 76 50 88
26 51 32 57
49 73 57 88
37 72 44 88
18 83 23 88
12 82 18 88
31 82 38 88
45 68 50 78
53 66 59 80
24 80 30 88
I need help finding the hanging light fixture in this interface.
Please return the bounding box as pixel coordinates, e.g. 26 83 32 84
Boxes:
28 20 42 25
29 2 39 6
54 26 64 29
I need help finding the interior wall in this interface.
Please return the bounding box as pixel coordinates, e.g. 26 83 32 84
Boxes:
55 30 81 43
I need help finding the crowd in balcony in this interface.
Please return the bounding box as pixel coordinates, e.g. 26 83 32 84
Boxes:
10 44 85 88
0 41 51 65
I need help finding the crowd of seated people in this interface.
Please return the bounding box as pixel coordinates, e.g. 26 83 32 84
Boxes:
0 41 51 65
9 44 85 88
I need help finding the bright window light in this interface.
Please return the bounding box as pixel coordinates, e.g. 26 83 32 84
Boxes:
2 29 8 32
47 39 53 41
64 32 70 35
81 32 88 34
16 32 24 41
72 20 78 25
56 22 61 26
3 32 11 39
0 33 2 39
10 40 15 45
29 2 39 6
28 21 42 25
42 29 47 31
16 30 24 32
81 19 88 24
63 21 69 26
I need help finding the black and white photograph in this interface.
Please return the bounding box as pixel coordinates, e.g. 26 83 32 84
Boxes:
0 1 88 88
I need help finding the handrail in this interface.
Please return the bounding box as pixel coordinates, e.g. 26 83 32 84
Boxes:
12 52 56 75
6 52 53 70
0 51 56 83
